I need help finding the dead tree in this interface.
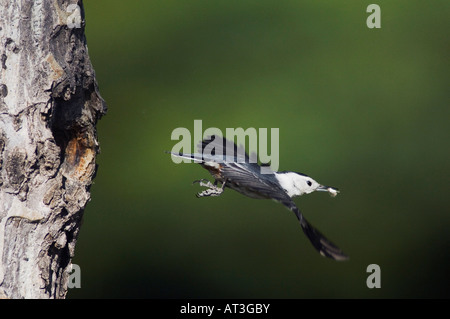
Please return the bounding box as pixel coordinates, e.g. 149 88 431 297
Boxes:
0 0 106 298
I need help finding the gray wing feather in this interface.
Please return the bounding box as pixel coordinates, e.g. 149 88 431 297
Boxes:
285 201 349 261
220 162 284 200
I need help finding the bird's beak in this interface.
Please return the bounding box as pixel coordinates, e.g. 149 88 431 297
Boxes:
317 185 340 197
316 185 329 192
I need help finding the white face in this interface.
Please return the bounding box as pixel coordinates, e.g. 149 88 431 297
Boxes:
292 173 321 196
276 172 321 197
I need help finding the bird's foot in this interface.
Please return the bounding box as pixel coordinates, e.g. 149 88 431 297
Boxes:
193 179 223 197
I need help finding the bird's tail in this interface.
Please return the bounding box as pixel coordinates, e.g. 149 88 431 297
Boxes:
287 202 349 261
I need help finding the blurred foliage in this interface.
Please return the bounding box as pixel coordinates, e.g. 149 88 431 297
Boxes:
69 1 449 298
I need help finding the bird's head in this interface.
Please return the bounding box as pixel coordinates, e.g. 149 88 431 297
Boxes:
276 172 339 198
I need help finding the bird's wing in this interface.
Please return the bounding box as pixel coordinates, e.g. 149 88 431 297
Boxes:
220 162 284 199
282 199 349 261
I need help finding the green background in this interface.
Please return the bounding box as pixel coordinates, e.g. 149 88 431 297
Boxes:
69 1 449 298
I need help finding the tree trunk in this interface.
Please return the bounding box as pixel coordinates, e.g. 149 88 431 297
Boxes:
0 0 106 298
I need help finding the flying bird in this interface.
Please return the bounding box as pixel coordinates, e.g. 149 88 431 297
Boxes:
168 135 348 261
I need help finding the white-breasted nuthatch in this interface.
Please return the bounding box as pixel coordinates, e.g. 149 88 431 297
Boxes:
168 135 348 261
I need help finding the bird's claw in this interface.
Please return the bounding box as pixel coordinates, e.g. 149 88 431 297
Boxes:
196 188 223 198
193 179 223 197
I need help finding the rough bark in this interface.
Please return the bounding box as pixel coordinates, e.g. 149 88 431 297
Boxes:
0 0 106 298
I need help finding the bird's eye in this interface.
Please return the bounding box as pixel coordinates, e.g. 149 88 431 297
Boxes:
307 180 312 186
